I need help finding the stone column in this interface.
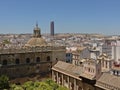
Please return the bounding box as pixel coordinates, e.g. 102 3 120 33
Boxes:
56 72 59 84
61 74 64 86
76 85 79 90
107 61 109 69
74 79 76 90
70 82 72 90
67 76 70 89
104 60 105 68
52 70 54 81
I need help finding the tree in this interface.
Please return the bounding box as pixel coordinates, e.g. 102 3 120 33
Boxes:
0 75 9 89
10 84 24 90
45 79 59 90
22 81 34 90
57 86 69 90
39 82 52 90
10 79 69 90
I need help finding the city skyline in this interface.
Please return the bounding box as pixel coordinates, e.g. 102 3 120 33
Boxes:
0 0 120 35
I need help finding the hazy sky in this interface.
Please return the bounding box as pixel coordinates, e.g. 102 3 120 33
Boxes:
0 0 120 35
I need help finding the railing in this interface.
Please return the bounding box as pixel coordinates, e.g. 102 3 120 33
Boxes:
97 81 120 90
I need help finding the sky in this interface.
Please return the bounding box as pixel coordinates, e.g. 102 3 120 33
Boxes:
0 0 120 35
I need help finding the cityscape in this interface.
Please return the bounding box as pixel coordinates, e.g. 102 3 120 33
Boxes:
0 0 120 90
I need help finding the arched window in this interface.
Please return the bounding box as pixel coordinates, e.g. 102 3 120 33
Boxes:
47 56 50 61
26 58 30 64
56 58 58 61
36 57 40 63
2 60 7 65
15 58 20 64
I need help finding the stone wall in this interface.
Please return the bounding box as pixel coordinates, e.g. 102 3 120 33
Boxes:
0 45 66 78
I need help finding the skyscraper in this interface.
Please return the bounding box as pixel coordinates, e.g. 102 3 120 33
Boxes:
50 21 54 36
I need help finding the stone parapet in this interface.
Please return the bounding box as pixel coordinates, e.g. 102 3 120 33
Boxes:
0 46 65 54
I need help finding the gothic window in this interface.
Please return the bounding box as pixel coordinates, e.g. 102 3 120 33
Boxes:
15 58 20 64
36 57 40 63
47 56 50 61
26 58 30 64
2 60 7 65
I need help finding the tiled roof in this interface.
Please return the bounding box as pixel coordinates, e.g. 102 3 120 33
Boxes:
96 73 120 89
80 73 95 80
52 61 82 80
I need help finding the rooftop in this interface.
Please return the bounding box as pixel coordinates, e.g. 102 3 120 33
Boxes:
52 61 82 80
96 73 120 89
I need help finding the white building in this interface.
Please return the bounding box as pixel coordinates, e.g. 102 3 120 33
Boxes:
111 40 120 63
102 39 120 63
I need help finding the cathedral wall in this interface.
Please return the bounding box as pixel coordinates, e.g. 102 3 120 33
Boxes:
52 50 66 65
0 51 52 78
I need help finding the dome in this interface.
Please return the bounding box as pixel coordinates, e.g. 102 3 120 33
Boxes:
25 23 47 47
25 37 47 47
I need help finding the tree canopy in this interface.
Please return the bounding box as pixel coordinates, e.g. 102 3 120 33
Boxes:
0 75 9 89
10 79 69 90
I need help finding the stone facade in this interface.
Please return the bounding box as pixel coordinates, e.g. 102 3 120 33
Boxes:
0 24 66 78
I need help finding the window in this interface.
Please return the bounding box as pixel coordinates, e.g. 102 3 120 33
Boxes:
88 68 90 72
36 57 40 63
47 56 50 61
102 60 104 67
106 61 108 68
26 58 30 64
56 58 58 61
15 59 20 64
2 60 7 65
